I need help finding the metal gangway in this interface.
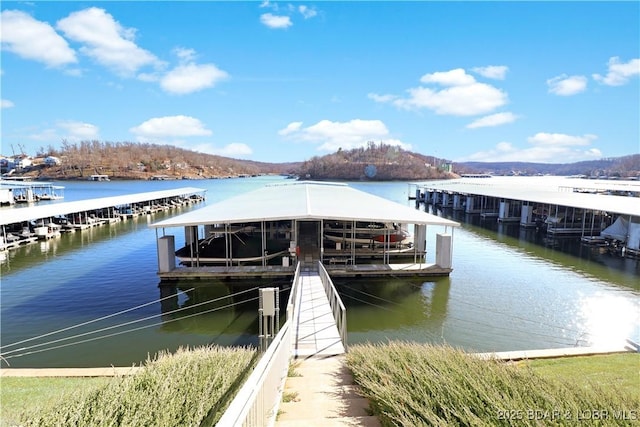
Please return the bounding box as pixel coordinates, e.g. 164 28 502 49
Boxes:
217 261 347 426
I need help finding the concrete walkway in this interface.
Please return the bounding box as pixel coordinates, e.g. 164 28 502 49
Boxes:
276 355 380 427
476 342 636 361
275 271 380 426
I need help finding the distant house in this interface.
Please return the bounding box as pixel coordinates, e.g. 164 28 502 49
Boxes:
14 156 32 170
1 156 32 171
0 158 10 173
44 156 62 166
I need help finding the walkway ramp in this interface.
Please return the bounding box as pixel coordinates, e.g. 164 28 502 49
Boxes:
276 355 380 426
293 270 345 358
278 271 380 425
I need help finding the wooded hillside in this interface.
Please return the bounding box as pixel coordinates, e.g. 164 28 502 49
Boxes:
297 142 454 180
31 140 297 179
6 140 638 181
455 154 640 178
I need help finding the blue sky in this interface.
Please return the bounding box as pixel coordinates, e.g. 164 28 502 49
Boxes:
1 1 639 164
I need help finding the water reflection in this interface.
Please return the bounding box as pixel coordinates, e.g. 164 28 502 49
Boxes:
0 207 197 274
575 293 639 347
157 280 291 347
336 277 451 344
444 208 639 290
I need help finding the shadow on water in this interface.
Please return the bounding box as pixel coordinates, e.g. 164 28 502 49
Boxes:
437 207 640 291
335 276 452 345
158 279 292 348
0 205 200 276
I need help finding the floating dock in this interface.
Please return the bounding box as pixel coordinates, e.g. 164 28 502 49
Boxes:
152 181 459 280
412 176 640 257
1 187 206 252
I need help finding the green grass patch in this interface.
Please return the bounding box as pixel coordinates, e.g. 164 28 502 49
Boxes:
282 391 299 403
287 361 301 377
524 353 640 397
5 345 256 427
1 377 110 427
346 342 639 426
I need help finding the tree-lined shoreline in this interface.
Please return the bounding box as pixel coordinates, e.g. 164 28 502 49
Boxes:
2 141 638 181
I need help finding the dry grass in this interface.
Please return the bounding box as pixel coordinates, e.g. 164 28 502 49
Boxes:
19 345 256 427
346 342 639 426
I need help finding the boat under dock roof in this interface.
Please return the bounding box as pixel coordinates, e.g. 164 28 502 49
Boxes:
152 181 460 280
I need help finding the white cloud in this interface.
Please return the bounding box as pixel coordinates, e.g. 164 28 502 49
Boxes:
472 65 509 80
593 57 640 86
160 63 229 95
527 132 597 146
1 99 15 109
130 115 212 139
394 83 508 116
137 48 228 94
57 120 100 140
27 120 99 142
174 47 197 62
258 3 317 28
368 93 397 103
56 7 160 76
420 68 476 86
278 119 411 152
259 1 278 10
213 143 253 158
29 127 59 142
1 10 77 67
379 68 508 116
460 132 601 163
547 74 587 96
278 121 303 136
298 5 317 19
466 112 519 129
260 13 292 29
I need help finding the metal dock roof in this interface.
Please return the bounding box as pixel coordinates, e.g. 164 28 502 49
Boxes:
420 176 640 217
0 187 206 226
151 181 460 228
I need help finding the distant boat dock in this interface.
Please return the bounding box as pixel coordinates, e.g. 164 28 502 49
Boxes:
411 176 640 257
0 187 205 252
0 179 65 205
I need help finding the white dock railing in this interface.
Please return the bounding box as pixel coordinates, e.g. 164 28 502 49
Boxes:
317 261 348 350
216 263 302 427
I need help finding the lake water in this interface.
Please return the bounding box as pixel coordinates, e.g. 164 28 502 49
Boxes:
1 176 638 368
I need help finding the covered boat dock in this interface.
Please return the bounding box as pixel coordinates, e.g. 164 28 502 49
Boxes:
412 176 640 257
0 187 206 251
151 181 460 280
0 179 65 205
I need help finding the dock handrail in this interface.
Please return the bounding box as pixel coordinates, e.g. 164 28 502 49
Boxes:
216 262 301 427
287 261 302 323
317 261 348 350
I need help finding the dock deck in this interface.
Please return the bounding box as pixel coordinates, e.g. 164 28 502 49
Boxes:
158 262 452 280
